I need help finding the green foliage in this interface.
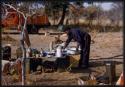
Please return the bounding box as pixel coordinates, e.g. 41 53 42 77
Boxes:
73 0 84 7
44 0 69 17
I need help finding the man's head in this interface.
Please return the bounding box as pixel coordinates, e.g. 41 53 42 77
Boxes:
63 26 71 34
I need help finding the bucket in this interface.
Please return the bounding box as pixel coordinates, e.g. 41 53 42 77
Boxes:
2 45 11 60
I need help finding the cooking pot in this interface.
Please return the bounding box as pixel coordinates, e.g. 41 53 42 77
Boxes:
66 48 77 55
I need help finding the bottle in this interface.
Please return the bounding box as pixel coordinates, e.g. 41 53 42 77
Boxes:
26 48 31 57
49 41 53 52
40 48 46 57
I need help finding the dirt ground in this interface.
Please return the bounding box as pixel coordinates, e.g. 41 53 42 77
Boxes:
2 31 123 86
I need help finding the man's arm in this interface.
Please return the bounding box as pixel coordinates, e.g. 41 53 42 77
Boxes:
64 32 73 49
76 43 80 52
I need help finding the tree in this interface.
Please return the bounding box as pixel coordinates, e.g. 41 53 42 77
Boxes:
68 1 84 25
58 3 68 25
110 2 123 26
2 2 31 85
86 5 98 29
43 0 69 25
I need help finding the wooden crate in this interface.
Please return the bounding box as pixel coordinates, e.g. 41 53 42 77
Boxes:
68 54 80 67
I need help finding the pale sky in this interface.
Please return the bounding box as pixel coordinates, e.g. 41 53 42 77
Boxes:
32 2 113 11
84 2 113 11
96 2 113 11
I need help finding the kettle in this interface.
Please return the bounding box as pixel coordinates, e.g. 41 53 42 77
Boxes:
55 45 63 58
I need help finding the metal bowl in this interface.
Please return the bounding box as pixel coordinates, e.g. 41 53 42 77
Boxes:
66 48 76 54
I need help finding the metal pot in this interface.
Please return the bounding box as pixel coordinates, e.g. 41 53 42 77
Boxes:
66 48 76 55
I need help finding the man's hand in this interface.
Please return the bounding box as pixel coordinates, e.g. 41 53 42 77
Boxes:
62 46 65 49
59 42 66 49
76 43 80 52
76 47 79 52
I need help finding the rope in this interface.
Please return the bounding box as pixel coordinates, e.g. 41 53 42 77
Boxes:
65 61 79 72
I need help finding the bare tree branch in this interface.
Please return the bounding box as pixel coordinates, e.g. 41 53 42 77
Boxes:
2 3 31 85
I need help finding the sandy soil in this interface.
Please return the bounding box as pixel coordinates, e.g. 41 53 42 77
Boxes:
2 31 123 86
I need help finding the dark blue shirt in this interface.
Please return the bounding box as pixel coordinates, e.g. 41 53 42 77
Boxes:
65 28 89 47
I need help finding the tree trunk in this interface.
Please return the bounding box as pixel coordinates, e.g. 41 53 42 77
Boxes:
58 4 67 25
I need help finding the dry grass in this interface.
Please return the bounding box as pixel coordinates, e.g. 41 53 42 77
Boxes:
89 28 99 44
2 31 123 86
2 35 17 42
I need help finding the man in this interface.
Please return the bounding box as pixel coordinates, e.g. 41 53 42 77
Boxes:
63 26 91 69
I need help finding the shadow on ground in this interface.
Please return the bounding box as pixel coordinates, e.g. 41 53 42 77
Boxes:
69 54 123 73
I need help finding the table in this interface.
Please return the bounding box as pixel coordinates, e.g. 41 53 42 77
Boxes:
25 56 69 73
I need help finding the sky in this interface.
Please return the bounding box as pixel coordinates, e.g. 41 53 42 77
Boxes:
101 3 113 10
32 2 113 11
84 2 113 11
